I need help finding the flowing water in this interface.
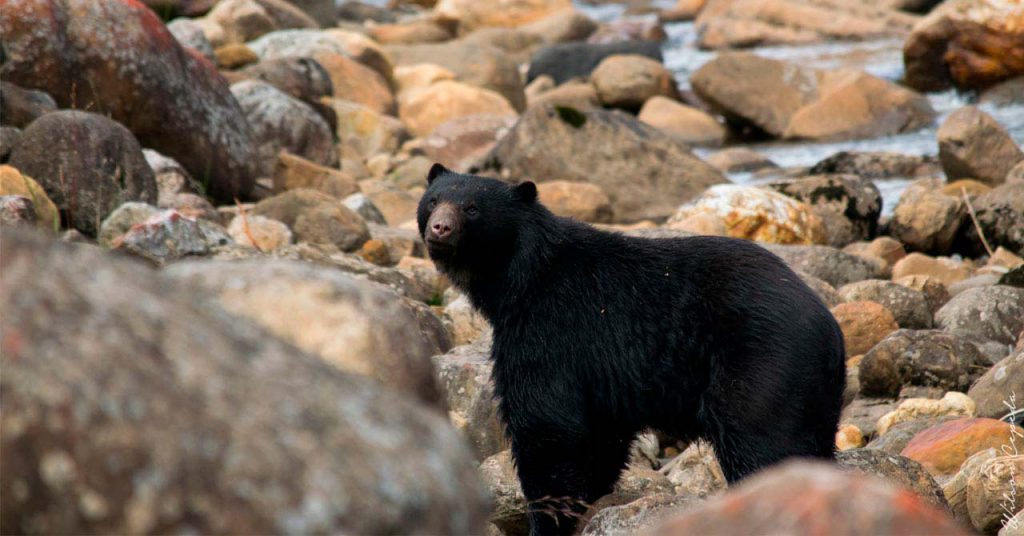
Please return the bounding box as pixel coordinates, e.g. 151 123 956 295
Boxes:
574 4 1024 213
353 0 1024 212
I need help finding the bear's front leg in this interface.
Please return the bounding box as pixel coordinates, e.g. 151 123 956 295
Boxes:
511 431 591 536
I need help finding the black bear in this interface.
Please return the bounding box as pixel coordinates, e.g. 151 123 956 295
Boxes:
417 165 846 535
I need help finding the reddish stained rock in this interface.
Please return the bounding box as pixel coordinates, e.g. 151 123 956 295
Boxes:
653 461 968 536
901 417 1024 477
0 0 258 203
7 111 158 236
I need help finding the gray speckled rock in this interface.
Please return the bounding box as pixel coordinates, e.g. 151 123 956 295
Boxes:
838 279 932 329
480 450 528 536
836 448 949 511
230 80 338 176
935 286 1024 347
167 17 215 59
432 337 505 461
959 182 1024 257
0 195 38 227
0 228 489 535
764 244 883 287
251 188 368 252
767 173 882 247
859 329 984 397
475 103 726 223
582 493 692 536
968 349 1024 420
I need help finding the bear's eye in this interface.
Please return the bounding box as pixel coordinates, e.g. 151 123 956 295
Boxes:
464 204 479 217
427 198 437 211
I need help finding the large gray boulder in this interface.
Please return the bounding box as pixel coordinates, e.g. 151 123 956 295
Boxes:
0 228 488 535
475 103 727 223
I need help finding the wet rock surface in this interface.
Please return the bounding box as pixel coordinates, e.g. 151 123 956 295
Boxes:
691 52 934 141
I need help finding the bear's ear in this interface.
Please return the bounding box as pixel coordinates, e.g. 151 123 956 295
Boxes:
426 163 450 185
513 181 537 203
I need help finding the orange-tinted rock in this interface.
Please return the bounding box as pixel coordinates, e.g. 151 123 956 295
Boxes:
0 0 258 203
653 461 968 536
901 417 1024 477
206 0 317 44
831 301 899 356
836 424 866 450
368 20 453 44
0 166 59 232
386 39 525 112
891 253 972 287
399 80 517 137
668 185 827 245
536 181 613 223
313 53 396 115
592 56 677 111
843 236 906 277
903 0 1024 92
273 152 358 199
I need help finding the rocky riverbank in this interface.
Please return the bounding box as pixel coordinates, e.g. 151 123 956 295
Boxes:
2 0 1023 534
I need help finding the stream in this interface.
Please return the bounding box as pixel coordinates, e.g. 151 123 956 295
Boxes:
574 2 1024 214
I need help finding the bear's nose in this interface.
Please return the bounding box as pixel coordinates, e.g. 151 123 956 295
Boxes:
426 203 459 244
432 220 452 239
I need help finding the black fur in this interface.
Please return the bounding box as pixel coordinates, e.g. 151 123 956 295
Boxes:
418 168 846 536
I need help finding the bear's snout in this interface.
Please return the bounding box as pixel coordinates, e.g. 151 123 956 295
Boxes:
426 203 460 247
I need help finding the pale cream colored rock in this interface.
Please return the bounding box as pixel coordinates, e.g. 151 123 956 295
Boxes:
444 294 490 346
968 455 1024 533
638 96 726 146
892 253 973 287
876 392 977 436
227 213 293 251
395 63 457 99
399 80 517 137
435 0 572 32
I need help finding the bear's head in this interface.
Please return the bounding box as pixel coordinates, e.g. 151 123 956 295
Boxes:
417 163 538 281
